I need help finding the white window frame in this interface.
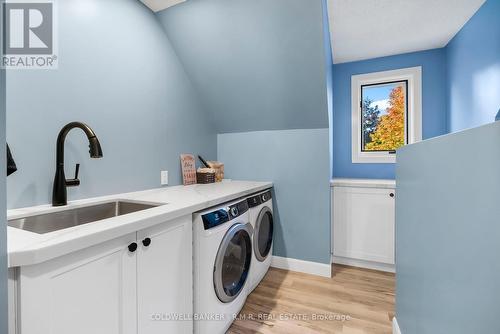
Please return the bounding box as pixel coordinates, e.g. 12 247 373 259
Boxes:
351 66 422 163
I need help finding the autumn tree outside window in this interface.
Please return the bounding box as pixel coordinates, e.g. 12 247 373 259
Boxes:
362 81 408 152
351 67 422 163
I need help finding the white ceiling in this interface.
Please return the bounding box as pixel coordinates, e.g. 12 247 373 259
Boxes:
328 0 485 64
140 0 184 12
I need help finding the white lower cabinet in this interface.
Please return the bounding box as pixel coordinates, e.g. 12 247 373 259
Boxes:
10 215 192 334
332 180 395 271
137 218 192 334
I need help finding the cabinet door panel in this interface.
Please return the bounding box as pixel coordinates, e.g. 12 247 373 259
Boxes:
333 187 395 264
18 234 137 334
137 216 192 334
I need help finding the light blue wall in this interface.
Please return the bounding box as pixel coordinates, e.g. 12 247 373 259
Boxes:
321 0 334 178
157 0 329 133
0 52 7 333
160 0 332 264
6 0 217 209
396 121 500 333
446 0 500 132
332 49 448 179
332 0 499 179
395 4 500 331
218 129 331 264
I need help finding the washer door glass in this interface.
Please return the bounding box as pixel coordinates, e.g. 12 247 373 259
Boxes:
255 207 273 262
214 223 252 303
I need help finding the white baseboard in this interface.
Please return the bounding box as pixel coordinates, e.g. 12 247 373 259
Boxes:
332 256 395 273
393 317 401 334
271 256 331 278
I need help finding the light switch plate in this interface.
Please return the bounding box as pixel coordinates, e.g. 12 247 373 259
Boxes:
160 171 168 185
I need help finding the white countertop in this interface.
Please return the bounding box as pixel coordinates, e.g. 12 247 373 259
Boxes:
330 178 396 189
7 180 272 268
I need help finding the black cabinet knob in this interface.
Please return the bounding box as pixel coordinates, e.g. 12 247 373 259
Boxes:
142 237 152 247
389 193 395 198
128 242 138 252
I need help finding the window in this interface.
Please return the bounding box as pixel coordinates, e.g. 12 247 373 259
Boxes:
361 81 408 152
352 67 422 163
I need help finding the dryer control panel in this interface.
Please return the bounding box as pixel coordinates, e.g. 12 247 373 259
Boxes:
260 190 272 203
247 189 272 208
247 194 262 208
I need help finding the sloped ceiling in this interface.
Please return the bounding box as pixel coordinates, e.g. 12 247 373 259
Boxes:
328 0 485 64
140 0 184 12
156 0 330 134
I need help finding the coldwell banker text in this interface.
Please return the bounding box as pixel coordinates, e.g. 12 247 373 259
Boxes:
2 1 58 69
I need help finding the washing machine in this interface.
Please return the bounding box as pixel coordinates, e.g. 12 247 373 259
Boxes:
193 198 253 334
246 189 274 292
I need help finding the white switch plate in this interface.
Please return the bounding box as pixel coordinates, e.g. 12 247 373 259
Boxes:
160 171 168 185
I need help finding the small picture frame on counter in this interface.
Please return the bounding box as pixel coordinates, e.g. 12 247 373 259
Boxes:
180 154 196 185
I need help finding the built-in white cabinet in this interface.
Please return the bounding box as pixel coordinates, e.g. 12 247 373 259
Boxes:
17 233 138 334
137 218 192 334
9 215 192 334
332 179 395 272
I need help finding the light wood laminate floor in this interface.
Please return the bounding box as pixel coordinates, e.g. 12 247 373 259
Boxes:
228 265 395 334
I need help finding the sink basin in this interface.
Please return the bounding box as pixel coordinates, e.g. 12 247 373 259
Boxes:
8 200 162 234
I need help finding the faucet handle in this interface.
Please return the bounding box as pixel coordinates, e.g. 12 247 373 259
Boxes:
74 163 80 180
66 163 81 187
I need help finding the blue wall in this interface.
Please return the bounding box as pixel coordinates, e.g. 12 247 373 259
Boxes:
396 121 500 333
157 0 329 133
332 49 448 179
395 3 500 332
6 0 217 209
446 0 500 132
159 0 332 264
0 51 7 333
335 0 499 180
321 0 335 178
218 129 331 264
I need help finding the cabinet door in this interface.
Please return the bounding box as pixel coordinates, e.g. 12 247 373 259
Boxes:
18 233 137 334
8 269 17 334
333 187 395 264
136 215 192 334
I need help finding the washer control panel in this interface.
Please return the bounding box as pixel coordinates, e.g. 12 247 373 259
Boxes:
228 200 249 219
201 209 229 230
201 199 249 230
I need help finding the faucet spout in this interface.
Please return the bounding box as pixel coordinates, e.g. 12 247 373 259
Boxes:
52 122 103 206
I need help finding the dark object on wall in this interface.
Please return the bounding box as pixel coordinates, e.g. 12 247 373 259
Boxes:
7 143 17 176
495 108 500 122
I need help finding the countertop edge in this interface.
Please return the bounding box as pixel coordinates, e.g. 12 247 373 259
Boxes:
330 178 396 189
8 181 273 268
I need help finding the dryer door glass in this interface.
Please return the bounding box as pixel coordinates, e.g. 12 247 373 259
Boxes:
214 223 252 303
255 207 273 262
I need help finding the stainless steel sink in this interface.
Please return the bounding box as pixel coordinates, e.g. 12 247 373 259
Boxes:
8 200 161 234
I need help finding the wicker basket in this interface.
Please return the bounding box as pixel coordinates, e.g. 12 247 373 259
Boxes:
196 171 216 184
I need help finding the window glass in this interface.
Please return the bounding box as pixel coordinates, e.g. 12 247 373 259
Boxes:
361 81 408 152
